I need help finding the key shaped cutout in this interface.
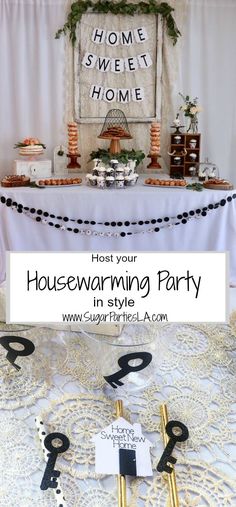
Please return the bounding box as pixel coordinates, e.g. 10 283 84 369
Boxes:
0 335 35 370
104 351 152 388
40 432 70 490
157 420 189 474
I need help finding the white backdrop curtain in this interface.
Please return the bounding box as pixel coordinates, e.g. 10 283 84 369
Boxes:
0 0 236 183
178 0 236 184
0 0 66 174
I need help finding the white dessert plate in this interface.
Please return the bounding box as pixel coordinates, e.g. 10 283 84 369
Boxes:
35 178 83 188
143 182 187 188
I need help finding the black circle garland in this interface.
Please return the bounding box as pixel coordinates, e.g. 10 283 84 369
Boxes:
0 193 236 238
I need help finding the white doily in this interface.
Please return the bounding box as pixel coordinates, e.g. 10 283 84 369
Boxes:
130 460 236 506
0 322 235 505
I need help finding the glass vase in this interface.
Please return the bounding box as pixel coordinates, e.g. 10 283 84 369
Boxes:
187 116 198 134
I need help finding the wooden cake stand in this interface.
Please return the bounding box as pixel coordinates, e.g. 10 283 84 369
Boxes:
67 153 81 170
203 181 234 190
98 135 132 155
147 153 162 170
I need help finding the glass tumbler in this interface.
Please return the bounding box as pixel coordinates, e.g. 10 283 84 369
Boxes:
79 323 158 395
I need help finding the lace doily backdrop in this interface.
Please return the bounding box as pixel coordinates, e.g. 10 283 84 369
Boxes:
0 321 236 506
65 0 188 172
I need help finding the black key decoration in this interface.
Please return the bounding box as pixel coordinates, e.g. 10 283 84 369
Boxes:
0 335 35 370
104 351 152 388
157 420 189 474
40 432 70 491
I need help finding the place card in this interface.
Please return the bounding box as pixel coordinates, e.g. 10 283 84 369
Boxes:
92 416 153 476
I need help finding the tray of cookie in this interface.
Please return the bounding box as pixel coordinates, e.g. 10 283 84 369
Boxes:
35 177 82 187
144 177 187 187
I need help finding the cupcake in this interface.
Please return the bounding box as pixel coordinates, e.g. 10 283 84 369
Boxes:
89 175 97 186
106 167 115 177
97 176 106 188
116 175 125 188
110 159 119 170
106 176 115 188
115 166 124 178
124 175 133 186
97 166 106 178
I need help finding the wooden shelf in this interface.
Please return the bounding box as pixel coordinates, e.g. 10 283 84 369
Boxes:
169 132 201 177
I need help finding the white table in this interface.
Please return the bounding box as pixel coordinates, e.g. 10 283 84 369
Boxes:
0 176 236 284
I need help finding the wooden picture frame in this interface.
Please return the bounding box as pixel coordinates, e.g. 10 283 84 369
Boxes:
74 13 163 123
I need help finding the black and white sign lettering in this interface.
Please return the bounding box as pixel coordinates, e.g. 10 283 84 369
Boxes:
134 26 148 43
82 52 152 73
132 87 144 102
106 30 120 46
138 53 152 68
90 85 144 103
92 27 106 44
82 52 97 69
93 416 153 476
96 56 110 72
103 87 117 102
117 88 131 103
89 84 104 101
120 30 133 46
92 26 148 46
110 58 124 73
124 56 138 72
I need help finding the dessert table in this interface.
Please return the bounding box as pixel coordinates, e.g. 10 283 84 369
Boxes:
0 175 236 285
0 321 235 506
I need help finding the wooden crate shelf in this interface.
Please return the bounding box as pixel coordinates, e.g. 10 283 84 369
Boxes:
169 133 201 177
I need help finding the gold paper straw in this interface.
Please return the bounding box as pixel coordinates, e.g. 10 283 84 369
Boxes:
115 400 127 507
160 403 179 507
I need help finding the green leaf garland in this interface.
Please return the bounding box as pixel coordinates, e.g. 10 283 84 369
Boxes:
89 148 145 166
56 0 181 45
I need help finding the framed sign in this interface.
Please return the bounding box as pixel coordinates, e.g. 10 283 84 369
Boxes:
74 13 163 123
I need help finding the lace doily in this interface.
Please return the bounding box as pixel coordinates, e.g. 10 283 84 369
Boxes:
157 323 236 379
138 378 234 455
55 334 105 389
130 460 236 506
0 334 51 409
0 442 41 479
0 322 235 505
78 488 117 507
230 310 236 336
0 477 27 507
40 393 120 476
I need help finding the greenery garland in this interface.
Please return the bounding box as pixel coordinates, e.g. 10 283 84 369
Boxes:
56 0 181 46
89 148 145 166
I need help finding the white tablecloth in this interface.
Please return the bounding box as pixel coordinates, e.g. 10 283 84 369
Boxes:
0 176 236 284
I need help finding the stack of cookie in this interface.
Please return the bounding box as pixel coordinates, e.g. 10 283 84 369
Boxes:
149 122 161 157
99 125 131 139
68 122 79 155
